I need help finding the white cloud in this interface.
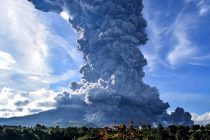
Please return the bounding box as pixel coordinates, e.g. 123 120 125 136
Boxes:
0 51 16 70
0 0 51 75
0 0 84 117
0 0 83 91
0 87 58 118
0 0 52 90
60 11 70 21
192 112 210 125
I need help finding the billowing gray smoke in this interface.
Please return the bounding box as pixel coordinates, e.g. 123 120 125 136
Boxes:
28 0 193 126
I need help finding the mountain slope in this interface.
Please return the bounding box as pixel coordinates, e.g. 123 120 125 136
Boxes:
0 107 92 127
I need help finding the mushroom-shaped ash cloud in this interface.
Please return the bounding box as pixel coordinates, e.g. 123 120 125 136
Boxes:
28 0 193 126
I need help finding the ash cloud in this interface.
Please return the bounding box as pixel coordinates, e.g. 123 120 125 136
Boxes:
28 0 193 126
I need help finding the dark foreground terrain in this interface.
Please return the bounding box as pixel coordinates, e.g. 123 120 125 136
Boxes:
0 124 209 140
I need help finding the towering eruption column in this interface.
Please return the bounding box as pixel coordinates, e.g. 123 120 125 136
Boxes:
29 0 193 126
67 0 169 124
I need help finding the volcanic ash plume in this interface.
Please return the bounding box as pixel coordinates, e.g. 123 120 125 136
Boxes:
28 0 193 126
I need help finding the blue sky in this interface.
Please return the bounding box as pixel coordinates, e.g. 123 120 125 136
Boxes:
0 0 210 123
142 0 210 115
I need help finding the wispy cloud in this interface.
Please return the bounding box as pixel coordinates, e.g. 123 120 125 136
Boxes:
0 0 51 74
142 1 169 72
197 0 210 16
166 16 197 66
0 0 84 117
143 0 210 71
0 0 82 91
29 69 78 84
0 0 51 90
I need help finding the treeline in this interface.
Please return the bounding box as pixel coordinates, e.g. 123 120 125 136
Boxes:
0 124 210 140
0 124 100 140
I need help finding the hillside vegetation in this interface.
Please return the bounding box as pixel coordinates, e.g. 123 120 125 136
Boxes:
0 124 210 140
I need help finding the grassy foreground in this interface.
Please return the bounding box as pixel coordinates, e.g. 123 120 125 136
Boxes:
0 124 210 140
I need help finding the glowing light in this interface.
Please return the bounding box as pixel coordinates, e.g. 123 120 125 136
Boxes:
60 11 70 21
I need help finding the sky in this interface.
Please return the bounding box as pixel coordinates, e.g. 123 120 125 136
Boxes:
142 0 210 122
0 0 210 124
